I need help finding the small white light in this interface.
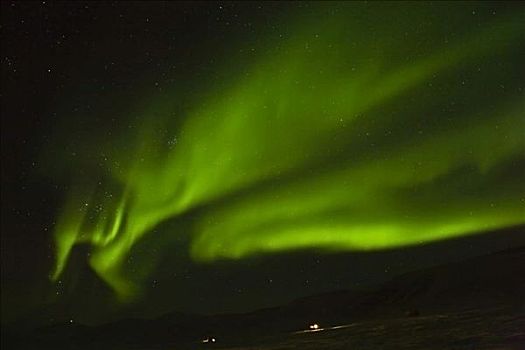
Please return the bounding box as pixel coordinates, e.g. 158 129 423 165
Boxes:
309 323 319 330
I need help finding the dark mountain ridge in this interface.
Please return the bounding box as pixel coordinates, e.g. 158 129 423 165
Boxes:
2 246 524 349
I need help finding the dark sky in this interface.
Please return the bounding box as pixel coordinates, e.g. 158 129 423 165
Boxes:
1 1 524 327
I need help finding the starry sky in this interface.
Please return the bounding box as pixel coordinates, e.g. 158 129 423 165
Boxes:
1 1 525 327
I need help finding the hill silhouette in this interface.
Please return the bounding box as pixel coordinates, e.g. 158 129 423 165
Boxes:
3 246 524 349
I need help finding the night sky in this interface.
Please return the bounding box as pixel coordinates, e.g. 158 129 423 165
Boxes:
1 1 524 327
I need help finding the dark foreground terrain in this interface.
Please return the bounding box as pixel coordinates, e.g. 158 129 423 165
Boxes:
2 247 525 349
188 308 524 350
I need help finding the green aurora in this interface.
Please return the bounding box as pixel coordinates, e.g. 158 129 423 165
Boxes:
49 4 525 300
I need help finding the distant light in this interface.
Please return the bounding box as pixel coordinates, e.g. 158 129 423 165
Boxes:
309 323 319 330
202 336 217 344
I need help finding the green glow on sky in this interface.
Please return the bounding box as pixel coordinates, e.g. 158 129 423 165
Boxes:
50 6 525 299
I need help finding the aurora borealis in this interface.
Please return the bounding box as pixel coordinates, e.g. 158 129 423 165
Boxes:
2 1 525 326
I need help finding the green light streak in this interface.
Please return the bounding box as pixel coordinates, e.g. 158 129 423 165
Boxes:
190 104 525 260
49 7 525 299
